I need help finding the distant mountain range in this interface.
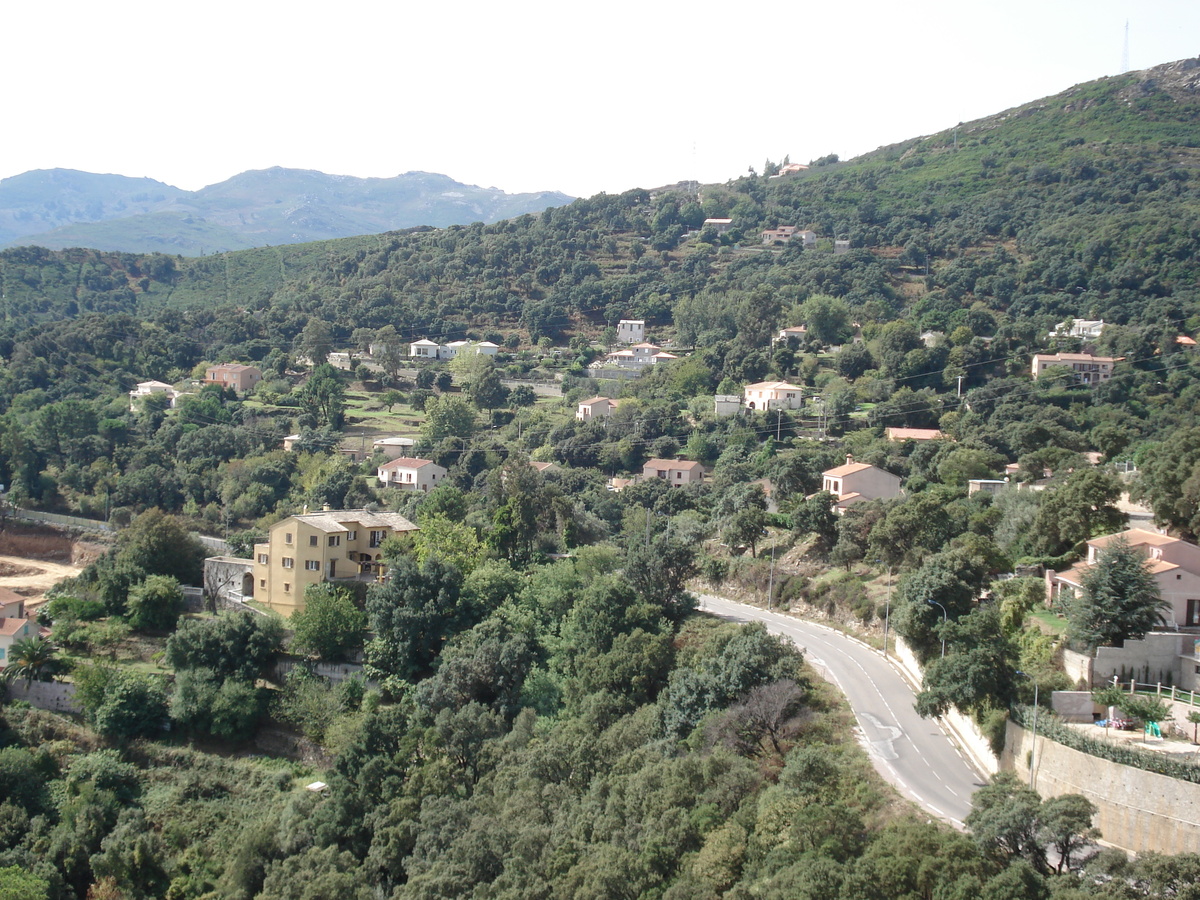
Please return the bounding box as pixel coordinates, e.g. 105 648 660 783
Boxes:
0 168 574 255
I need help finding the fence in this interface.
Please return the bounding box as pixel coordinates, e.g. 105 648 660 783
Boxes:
10 509 113 534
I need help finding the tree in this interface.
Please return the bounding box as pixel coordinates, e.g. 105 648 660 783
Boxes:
1067 537 1169 649
296 319 333 365
915 606 1018 718
965 772 1048 874
165 611 283 682
296 364 346 430
1030 469 1124 556
0 866 50 900
1038 794 1099 873
799 295 852 345
114 508 207 585
373 326 405 380
364 555 468 683
0 636 58 686
125 575 184 632
290 585 366 662
170 668 266 741
77 667 169 740
421 395 476 444
469 368 509 410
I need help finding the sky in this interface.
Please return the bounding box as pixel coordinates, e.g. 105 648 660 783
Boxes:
3 0 1199 199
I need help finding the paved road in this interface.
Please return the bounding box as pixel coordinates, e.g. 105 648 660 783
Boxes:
699 593 986 827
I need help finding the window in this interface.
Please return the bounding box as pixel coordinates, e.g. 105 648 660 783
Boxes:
282 557 294 569
285 533 293 544
370 530 387 548
259 579 266 588
309 535 319 547
284 583 291 592
305 560 321 571
258 554 268 564
328 536 341 547
346 530 357 541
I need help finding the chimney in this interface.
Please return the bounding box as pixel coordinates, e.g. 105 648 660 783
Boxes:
846 454 853 465
323 504 332 512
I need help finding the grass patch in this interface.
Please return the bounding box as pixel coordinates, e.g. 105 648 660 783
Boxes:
1028 606 1069 634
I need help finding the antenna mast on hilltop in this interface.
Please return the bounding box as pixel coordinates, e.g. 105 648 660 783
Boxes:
1121 19 1130 74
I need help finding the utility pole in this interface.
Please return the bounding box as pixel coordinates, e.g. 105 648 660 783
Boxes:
957 374 965 398
776 407 782 442
767 542 777 610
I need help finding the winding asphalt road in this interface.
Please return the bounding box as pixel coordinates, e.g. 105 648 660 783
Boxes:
699 593 987 828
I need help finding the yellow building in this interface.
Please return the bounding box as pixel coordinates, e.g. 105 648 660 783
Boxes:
252 509 418 616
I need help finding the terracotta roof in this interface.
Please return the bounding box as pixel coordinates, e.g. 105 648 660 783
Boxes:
1177 335 1197 346
0 586 26 607
0 617 30 637
378 457 437 471
530 461 556 472
744 381 804 392
281 509 418 534
578 397 614 407
1034 353 1116 364
644 459 703 471
1089 529 1185 551
886 427 944 441
824 462 876 478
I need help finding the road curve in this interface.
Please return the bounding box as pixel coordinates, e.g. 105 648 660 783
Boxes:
699 593 986 827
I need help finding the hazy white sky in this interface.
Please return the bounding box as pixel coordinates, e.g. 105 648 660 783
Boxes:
3 0 1198 198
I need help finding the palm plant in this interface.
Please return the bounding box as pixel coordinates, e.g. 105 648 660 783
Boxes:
2 635 58 687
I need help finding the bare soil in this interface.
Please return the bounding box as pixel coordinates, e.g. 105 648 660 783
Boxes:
0 524 101 606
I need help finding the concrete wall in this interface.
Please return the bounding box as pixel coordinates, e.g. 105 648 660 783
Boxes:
4 680 80 713
892 636 999 774
1094 633 1185 688
1051 691 1096 722
1061 648 1093 687
1003 721 1200 854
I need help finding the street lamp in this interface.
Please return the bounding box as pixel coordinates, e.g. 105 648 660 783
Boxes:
927 599 948 659
1017 670 1040 790
874 560 894 660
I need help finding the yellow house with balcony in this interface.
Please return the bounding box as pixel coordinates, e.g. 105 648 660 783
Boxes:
252 509 419 616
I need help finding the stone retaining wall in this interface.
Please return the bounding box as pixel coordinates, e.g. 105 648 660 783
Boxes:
1003 720 1200 854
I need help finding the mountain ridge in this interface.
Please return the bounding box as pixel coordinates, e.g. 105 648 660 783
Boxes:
0 166 573 255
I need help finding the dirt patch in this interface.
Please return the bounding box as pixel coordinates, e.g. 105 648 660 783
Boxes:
0 562 43 578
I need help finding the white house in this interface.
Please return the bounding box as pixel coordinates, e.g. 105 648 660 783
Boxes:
606 343 677 369
821 458 902 512
372 436 417 459
476 341 500 357
440 340 471 359
1052 319 1106 340
643 459 705 486
410 339 439 359
1031 352 1116 385
377 457 448 492
704 218 733 234
129 380 184 410
743 381 804 411
577 397 619 421
0 617 35 669
714 395 742 417
775 326 808 344
617 320 645 344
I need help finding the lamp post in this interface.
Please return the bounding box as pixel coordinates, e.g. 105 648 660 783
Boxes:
874 560 894 660
767 541 777 610
1017 670 1040 790
927 599 948 659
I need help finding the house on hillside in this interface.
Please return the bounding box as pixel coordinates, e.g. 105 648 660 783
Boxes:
409 339 439 359
0 587 25 620
1047 529 1200 630
0 617 36 668
577 397 619 421
762 227 798 245
129 380 185 411
249 509 419 616
885 427 945 442
1031 352 1116 385
821 458 902 512
775 326 808 344
377 457 447 492
605 343 676 369
743 381 804 411
617 320 645 344
372 436 417 459
703 218 733 234
642 459 704 487
1051 319 1105 340
714 395 742 417
204 364 262 394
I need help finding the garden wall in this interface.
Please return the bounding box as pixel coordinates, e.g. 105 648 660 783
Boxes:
1003 720 1200 854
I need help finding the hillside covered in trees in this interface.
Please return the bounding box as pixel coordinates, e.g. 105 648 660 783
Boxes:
3 58 1200 900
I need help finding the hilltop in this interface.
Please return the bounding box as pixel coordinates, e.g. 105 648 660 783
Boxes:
0 167 574 255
